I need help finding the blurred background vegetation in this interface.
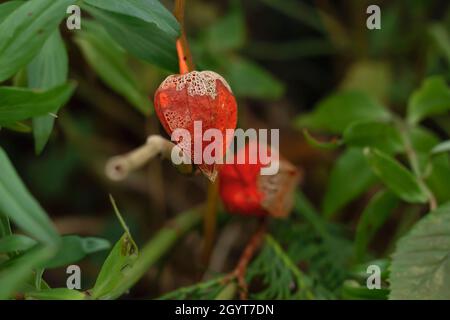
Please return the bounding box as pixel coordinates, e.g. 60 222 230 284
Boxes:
0 0 449 299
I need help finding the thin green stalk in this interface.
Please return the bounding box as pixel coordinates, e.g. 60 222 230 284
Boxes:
159 276 225 299
215 282 237 300
105 207 202 299
394 118 437 210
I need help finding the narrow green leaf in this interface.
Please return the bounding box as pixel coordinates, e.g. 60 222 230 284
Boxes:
259 0 324 33
390 203 450 299
92 207 201 299
340 60 392 102
0 246 54 299
25 288 86 300
0 235 37 254
0 147 59 245
0 82 76 125
84 0 179 38
295 91 391 134
303 129 341 150
42 236 111 269
74 21 150 115
0 213 12 238
0 0 74 81
431 140 450 156
426 155 450 204
364 148 428 204
27 30 69 154
27 31 68 89
410 126 440 171
0 1 24 23
429 24 450 66
342 280 389 300
91 233 138 299
225 57 285 100
407 76 450 124
323 148 376 217
2 122 32 133
355 190 399 261
203 0 245 52
351 259 390 281
343 121 403 154
83 3 178 72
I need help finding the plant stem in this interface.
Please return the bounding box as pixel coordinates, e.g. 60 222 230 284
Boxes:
173 0 217 266
230 219 267 299
159 276 225 299
202 179 220 264
105 135 192 181
174 0 195 73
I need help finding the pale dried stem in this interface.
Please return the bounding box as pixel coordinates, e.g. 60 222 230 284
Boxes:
105 135 191 181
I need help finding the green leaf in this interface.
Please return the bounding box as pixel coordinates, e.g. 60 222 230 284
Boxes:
27 31 68 89
323 148 376 217
225 57 285 100
355 190 399 261
410 126 440 154
0 246 54 299
429 24 450 66
203 0 245 52
340 60 392 102
407 76 450 124
2 122 32 133
407 127 450 204
0 1 24 23
84 0 179 38
92 205 201 299
303 129 341 150
25 288 86 300
91 233 138 299
83 3 178 72
410 126 440 170
27 30 69 154
0 82 76 125
74 21 150 115
351 259 390 281
42 236 111 269
0 146 59 245
259 0 323 33
0 235 37 254
426 154 450 204
390 204 450 299
343 121 403 154
342 280 389 300
364 148 428 204
0 211 12 237
0 0 74 82
431 140 450 156
296 91 391 134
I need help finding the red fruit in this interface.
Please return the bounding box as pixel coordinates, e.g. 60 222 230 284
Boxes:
154 70 238 181
219 141 301 218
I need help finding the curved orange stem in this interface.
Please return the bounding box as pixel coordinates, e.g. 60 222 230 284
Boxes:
174 0 194 73
176 39 189 74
